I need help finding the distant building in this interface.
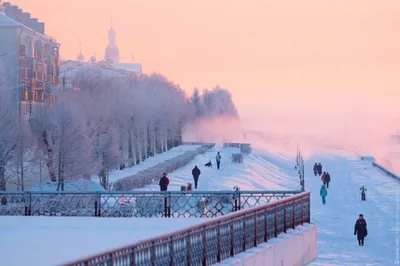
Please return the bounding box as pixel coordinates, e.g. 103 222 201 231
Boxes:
104 21 119 64
0 2 60 116
113 63 142 75
77 43 84 62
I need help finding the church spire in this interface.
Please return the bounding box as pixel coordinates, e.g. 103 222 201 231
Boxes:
77 41 84 62
105 18 119 64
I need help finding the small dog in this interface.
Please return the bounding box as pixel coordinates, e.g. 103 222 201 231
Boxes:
205 161 212 168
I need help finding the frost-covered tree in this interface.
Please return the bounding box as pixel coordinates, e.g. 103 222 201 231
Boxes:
0 85 19 191
29 92 92 190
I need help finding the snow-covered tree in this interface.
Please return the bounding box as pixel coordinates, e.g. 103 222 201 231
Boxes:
0 84 19 191
29 92 92 190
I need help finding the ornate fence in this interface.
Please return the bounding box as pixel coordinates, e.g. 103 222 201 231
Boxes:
62 191 311 266
0 190 302 218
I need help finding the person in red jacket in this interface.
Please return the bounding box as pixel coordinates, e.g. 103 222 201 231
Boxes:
321 172 327 184
159 173 170 191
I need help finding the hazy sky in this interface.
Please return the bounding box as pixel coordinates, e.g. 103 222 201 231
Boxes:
12 0 400 122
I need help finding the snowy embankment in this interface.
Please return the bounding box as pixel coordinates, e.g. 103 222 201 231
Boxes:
112 144 214 190
92 145 201 184
307 147 400 265
218 224 318 266
0 216 208 266
132 146 301 192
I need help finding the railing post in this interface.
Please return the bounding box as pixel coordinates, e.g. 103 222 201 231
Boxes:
307 195 311 223
274 206 278 238
170 236 174 266
292 200 296 229
98 193 102 217
202 227 207 266
168 193 171 217
94 192 99 217
264 209 268 242
230 223 235 257
254 213 258 247
187 232 192 266
164 193 168 218
217 223 221 262
283 205 287 233
132 246 136 266
242 217 247 252
301 197 304 225
26 192 31 216
152 241 156 266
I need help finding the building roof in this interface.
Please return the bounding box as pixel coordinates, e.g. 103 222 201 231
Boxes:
0 11 57 43
113 63 142 73
0 10 20 26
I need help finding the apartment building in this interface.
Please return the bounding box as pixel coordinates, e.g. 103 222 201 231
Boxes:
0 2 60 116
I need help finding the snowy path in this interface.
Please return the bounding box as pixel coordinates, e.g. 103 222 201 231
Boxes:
307 147 400 266
133 147 301 192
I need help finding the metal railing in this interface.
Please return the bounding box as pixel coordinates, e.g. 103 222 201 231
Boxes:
63 191 311 266
372 161 400 181
0 190 302 218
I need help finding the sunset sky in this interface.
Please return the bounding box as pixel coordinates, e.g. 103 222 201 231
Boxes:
10 0 400 125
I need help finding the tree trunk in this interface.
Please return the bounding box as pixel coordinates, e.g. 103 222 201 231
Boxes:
118 130 125 170
0 165 6 191
128 131 134 166
46 159 57 182
143 126 148 159
20 156 24 191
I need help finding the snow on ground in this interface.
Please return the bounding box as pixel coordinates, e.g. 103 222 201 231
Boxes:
31 179 106 192
307 147 400 266
133 146 301 192
92 145 201 184
0 216 208 266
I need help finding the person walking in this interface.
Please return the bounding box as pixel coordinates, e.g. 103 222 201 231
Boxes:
360 186 367 201
320 184 327 204
216 152 222 170
191 166 201 189
325 172 331 188
317 163 323 176
354 214 368 246
158 173 170 191
313 163 318 176
321 172 327 184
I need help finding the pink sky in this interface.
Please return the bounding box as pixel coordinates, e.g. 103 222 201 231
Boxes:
11 0 400 131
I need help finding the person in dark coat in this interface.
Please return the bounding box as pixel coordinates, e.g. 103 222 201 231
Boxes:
354 214 368 246
216 152 222 170
159 173 170 191
191 166 201 189
313 163 318 176
317 163 323 176
325 172 331 188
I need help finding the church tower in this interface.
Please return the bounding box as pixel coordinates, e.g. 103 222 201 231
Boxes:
104 19 120 64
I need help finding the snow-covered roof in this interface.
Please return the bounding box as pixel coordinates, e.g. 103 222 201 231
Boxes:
0 11 20 27
0 11 57 43
113 63 142 73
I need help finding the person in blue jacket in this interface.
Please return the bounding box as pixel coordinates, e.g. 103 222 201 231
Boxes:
320 184 327 204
